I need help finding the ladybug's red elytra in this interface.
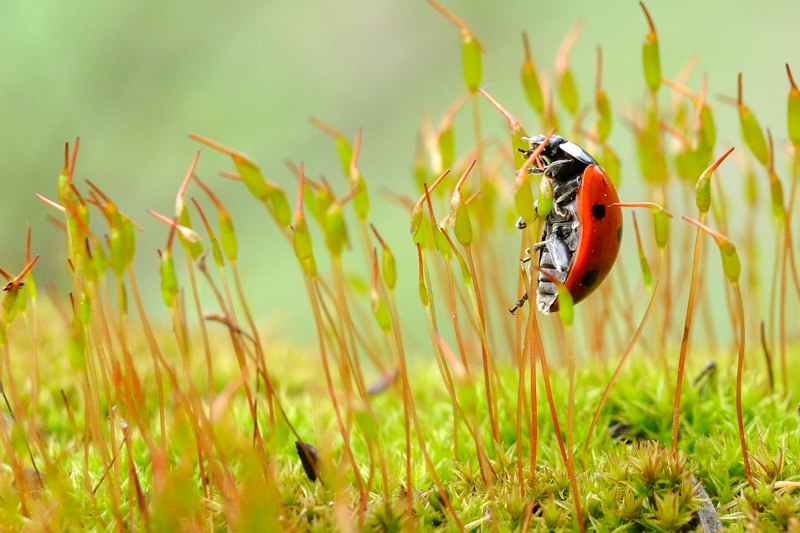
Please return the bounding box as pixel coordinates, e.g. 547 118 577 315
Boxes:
517 134 623 314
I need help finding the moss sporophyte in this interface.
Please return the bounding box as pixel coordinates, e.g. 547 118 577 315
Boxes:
3 2 799 531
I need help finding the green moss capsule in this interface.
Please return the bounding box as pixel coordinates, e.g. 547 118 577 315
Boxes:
462 32 482 92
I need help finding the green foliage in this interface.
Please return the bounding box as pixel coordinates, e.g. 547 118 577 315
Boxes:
0 2 798 532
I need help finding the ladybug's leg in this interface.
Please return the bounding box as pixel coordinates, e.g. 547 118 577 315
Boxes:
549 220 579 239
541 158 584 182
515 198 540 230
554 181 580 204
562 223 580 253
520 249 533 277
552 177 581 217
534 232 571 272
517 147 532 158
510 248 534 314
509 292 528 314
554 200 579 221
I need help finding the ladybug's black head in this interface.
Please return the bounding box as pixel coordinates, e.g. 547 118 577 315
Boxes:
526 134 596 168
527 135 567 164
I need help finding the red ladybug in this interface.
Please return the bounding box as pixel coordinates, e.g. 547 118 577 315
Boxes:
518 135 623 314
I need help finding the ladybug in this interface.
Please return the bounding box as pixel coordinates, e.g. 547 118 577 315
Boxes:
516 135 623 314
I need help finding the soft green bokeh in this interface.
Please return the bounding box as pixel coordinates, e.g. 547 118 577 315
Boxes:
1 1 798 344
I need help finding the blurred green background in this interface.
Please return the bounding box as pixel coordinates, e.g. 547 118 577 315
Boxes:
1 1 798 345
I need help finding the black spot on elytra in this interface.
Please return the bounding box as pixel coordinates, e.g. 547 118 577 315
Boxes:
592 203 606 220
617 225 623 242
581 269 600 288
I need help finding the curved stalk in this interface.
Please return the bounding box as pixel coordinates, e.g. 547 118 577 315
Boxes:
585 250 665 451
